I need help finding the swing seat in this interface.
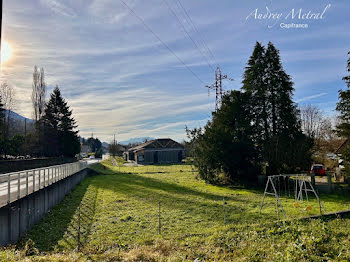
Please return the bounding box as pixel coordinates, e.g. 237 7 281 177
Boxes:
305 205 312 211
293 202 300 208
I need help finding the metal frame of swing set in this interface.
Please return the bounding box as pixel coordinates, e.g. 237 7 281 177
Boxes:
259 174 327 219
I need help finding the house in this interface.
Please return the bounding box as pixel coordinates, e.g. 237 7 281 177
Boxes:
335 138 349 169
124 138 184 164
80 145 91 157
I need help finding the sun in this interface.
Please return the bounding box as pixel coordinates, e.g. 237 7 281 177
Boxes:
1 41 12 64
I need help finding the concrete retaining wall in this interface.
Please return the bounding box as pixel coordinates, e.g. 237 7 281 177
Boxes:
0 168 90 246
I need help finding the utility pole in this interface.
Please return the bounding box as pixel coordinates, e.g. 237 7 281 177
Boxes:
24 118 27 156
206 66 232 112
111 133 117 157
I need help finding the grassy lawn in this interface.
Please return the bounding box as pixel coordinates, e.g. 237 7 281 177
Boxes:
2 161 350 261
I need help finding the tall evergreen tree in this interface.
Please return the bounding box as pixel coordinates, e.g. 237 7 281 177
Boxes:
265 42 298 135
43 86 80 157
242 42 269 144
188 42 313 184
336 52 350 182
190 90 259 183
242 42 311 175
336 52 350 137
264 42 303 174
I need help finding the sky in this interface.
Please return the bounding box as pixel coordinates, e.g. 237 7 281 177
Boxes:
1 0 349 142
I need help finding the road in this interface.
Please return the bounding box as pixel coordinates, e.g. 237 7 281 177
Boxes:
85 158 101 165
0 159 101 208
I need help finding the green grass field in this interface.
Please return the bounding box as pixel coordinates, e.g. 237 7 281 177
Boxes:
2 161 350 261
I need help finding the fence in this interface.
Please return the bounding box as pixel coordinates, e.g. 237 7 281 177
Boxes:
0 161 88 208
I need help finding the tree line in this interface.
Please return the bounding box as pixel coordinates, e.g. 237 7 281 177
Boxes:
187 42 349 184
0 66 80 159
81 136 104 158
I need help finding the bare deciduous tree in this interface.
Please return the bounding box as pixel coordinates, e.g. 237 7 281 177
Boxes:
108 137 118 157
0 82 15 134
300 104 324 139
31 66 46 122
0 82 15 158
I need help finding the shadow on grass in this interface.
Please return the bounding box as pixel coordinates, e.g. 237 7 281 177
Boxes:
89 164 273 224
19 177 97 252
21 163 350 252
96 167 247 201
95 163 350 219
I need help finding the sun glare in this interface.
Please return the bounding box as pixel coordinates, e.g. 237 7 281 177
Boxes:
1 41 12 64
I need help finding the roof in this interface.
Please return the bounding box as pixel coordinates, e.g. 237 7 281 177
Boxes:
128 138 184 152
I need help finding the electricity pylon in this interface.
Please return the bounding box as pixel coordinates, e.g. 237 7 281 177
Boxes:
206 66 232 111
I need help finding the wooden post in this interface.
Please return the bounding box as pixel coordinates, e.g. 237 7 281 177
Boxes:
311 172 316 187
158 201 161 235
223 197 226 225
77 204 81 251
318 196 322 216
327 173 332 193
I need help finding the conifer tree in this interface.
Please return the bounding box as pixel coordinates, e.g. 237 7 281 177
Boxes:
242 42 269 144
336 52 350 182
43 86 80 157
190 90 259 183
263 42 303 174
265 42 299 135
188 42 313 183
242 42 311 175
336 52 350 137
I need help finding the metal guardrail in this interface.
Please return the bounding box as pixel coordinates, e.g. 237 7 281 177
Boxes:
0 161 88 208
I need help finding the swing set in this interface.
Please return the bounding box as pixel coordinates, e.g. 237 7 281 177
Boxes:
259 174 326 219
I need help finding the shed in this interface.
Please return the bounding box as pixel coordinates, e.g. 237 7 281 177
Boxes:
124 138 184 164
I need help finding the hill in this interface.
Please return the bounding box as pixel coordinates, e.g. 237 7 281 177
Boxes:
4 110 35 136
6 110 34 123
119 137 155 145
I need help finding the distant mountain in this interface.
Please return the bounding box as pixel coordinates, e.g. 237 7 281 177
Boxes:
119 137 155 145
4 110 35 136
102 142 109 148
6 110 34 123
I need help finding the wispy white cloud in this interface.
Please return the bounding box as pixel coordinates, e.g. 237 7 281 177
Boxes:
296 93 328 103
2 0 349 142
40 0 77 18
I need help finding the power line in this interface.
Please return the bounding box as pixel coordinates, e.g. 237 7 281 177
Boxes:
175 0 217 65
118 0 206 85
174 0 218 66
162 0 215 72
